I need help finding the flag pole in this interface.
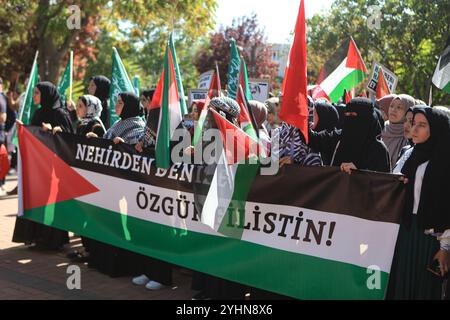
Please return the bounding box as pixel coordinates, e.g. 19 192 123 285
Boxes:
69 50 73 102
215 61 221 96
428 83 433 107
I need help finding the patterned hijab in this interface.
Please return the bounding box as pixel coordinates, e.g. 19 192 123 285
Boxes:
79 95 104 128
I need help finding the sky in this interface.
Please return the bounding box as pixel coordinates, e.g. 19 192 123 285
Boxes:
214 0 335 44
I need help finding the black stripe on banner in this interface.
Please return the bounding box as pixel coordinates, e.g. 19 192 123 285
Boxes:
247 165 405 224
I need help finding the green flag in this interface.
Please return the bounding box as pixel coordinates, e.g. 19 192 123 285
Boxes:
132 75 140 96
12 51 39 146
168 33 187 116
227 39 240 99
57 50 73 105
110 47 135 126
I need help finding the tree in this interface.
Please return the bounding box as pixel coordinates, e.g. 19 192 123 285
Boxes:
194 14 279 89
0 0 218 89
307 0 450 104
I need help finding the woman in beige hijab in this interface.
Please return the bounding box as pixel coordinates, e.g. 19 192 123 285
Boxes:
381 94 417 169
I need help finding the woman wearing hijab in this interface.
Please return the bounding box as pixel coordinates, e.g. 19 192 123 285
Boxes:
388 107 450 299
135 90 160 153
88 76 111 129
74 95 106 137
248 100 271 153
12 82 72 250
309 97 390 173
393 108 415 173
102 92 145 144
376 93 397 122
310 100 339 165
382 94 416 169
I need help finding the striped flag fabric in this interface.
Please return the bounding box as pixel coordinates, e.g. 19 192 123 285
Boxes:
155 38 183 169
314 37 368 103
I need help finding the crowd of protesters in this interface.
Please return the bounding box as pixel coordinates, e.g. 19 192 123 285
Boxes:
0 71 449 300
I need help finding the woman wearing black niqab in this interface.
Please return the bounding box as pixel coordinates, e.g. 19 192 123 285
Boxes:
309 97 390 172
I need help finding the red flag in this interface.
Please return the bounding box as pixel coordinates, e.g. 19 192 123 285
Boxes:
279 0 309 143
150 70 164 110
210 108 258 164
376 68 390 99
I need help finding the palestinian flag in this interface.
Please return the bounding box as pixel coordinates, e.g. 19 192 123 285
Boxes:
18 125 405 299
151 34 187 114
199 108 260 239
314 37 368 103
432 36 450 94
57 50 73 105
109 47 135 126
376 68 390 99
192 63 221 146
155 39 183 169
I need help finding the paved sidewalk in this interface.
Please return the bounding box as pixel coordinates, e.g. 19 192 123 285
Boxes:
0 174 196 300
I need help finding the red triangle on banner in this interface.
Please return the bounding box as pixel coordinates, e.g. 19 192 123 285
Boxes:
18 125 99 210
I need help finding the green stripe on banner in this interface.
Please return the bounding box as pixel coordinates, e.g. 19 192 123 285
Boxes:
328 69 366 102
23 199 388 300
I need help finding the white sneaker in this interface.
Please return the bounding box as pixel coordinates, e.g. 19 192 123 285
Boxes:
145 280 164 290
132 274 150 286
0 188 7 197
